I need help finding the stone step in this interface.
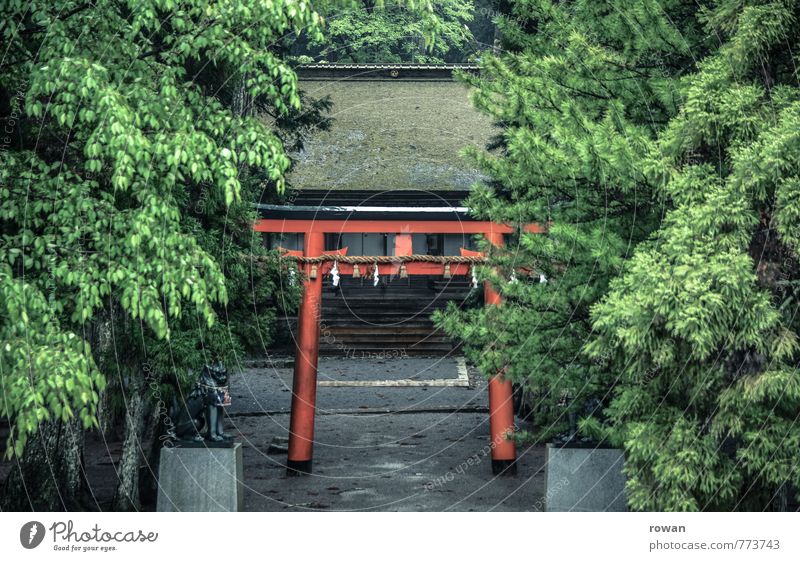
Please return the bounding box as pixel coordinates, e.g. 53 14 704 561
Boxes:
322 296 457 305
321 327 446 336
322 334 452 345
321 315 450 323
320 320 436 329
322 289 470 299
318 346 457 356
321 309 452 318
272 274 470 356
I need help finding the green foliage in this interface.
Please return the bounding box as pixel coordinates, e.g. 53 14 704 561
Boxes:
0 266 106 458
436 0 697 439
584 0 800 510
442 0 800 511
303 0 476 63
0 0 323 455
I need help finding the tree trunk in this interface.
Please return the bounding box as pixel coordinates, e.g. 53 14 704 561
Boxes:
110 371 149 511
232 72 251 118
139 413 168 507
96 374 122 441
2 419 85 511
92 309 121 441
772 482 789 512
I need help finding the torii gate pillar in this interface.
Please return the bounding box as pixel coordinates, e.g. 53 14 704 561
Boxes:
484 231 517 475
287 231 324 475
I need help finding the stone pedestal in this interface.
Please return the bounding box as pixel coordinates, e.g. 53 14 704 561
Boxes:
544 443 627 512
157 442 244 512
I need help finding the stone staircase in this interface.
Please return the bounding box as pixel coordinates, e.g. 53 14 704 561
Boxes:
318 276 474 356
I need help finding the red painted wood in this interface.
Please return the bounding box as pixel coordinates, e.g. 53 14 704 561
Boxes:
394 234 413 256
287 231 324 472
277 247 303 258
267 216 529 473
483 231 517 464
459 247 484 258
392 234 413 275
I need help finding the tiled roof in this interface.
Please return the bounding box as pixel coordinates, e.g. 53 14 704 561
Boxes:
288 67 493 192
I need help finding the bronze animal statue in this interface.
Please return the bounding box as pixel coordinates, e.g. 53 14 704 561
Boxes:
170 363 233 443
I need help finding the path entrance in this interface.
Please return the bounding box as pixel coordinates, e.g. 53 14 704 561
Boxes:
227 356 545 511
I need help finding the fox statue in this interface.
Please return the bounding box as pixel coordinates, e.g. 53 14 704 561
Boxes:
170 363 233 443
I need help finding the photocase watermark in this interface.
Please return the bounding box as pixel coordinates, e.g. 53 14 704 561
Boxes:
423 423 521 491
473 5 531 38
19 520 158 552
532 476 570 512
341 348 408 359
641 364 660 385
142 361 176 448
1 83 26 153
193 186 212 214
19 521 45 549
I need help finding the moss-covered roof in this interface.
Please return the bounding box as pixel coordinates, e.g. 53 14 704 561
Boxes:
288 65 493 191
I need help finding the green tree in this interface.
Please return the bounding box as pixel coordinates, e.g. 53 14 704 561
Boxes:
0 0 322 510
102 90 326 509
436 0 702 440
586 0 800 511
303 0 476 63
440 0 800 512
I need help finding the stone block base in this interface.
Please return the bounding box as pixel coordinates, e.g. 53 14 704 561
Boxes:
544 443 627 512
157 443 243 512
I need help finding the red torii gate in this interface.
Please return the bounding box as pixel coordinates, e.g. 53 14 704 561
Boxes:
254 217 542 476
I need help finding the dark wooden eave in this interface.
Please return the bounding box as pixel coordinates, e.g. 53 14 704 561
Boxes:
256 189 474 221
297 63 480 82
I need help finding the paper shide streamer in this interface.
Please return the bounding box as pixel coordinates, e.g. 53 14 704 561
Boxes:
331 260 340 287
